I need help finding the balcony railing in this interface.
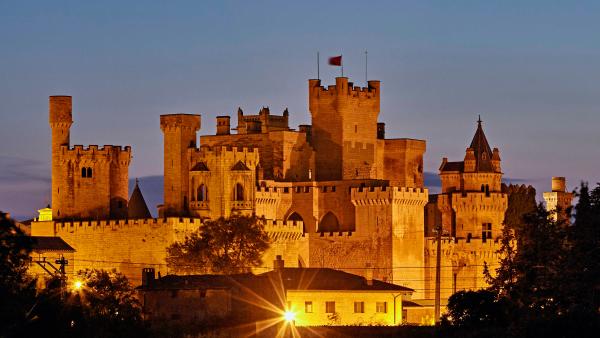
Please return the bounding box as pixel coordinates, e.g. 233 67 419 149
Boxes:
231 201 253 210
190 201 210 210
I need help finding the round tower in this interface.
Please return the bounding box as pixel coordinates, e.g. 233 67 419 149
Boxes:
544 176 573 223
49 96 73 219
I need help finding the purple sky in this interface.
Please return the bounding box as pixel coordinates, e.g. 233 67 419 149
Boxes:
1 1 599 220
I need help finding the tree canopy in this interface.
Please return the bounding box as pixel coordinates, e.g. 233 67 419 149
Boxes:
0 211 37 336
167 215 270 274
446 182 600 337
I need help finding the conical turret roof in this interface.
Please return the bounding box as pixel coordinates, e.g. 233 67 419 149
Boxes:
128 179 152 219
468 117 494 172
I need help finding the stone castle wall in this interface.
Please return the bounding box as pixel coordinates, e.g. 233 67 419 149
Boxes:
31 218 305 285
424 238 502 300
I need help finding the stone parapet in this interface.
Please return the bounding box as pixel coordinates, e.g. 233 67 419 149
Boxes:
58 145 132 164
264 219 304 240
351 186 428 206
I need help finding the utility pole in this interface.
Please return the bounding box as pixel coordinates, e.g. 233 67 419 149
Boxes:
434 223 442 325
55 256 69 299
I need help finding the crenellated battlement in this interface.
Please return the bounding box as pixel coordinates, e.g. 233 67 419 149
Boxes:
160 114 201 131
309 78 379 100
193 145 259 156
57 145 132 164
264 219 304 240
351 186 428 205
53 217 203 234
424 236 502 258
451 192 508 212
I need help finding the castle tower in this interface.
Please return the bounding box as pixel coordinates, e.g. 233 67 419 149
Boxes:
308 77 380 181
160 114 201 216
543 177 573 223
49 96 131 220
437 118 505 238
427 118 508 300
49 96 73 219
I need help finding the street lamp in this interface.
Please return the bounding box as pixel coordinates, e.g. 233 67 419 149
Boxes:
72 280 83 291
283 310 296 323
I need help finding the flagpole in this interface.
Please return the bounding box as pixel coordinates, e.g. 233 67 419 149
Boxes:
317 51 320 80
365 50 368 85
341 53 344 77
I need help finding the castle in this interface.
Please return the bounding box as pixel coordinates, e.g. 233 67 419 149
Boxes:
31 76 568 324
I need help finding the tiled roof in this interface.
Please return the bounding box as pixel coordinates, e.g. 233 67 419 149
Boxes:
31 236 75 252
469 120 494 173
260 268 414 292
128 180 152 219
439 161 464 172
191 161 210 171
231 161 250 171
137 273 254 290
138 268 413 293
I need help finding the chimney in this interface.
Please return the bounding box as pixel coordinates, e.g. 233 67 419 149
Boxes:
365 263 373 286
274 255 285 273
142 268 155 287
216 116 231 135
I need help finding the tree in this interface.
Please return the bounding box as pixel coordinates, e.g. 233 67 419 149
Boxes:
0 211 36 336
167 215 270 274
561 183 600 327
485 185 537 297
442 290 508 328
26 269 145 338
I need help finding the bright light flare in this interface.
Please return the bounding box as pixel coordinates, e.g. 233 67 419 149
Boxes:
283 310 296 323
72 280 83 291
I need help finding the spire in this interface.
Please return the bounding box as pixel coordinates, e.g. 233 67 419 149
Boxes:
468 116 494 172
128 179 152 219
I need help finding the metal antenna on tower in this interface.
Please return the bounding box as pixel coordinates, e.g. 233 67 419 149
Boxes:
365 50 368 85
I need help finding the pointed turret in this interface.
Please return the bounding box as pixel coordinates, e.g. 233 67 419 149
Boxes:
128 179 152 219
467 117 494 172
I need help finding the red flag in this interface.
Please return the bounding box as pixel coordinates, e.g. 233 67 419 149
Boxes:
328 55 342 66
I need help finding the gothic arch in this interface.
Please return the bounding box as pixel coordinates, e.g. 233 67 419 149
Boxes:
318 211 340 233
234 183 244 201
197 184 207 201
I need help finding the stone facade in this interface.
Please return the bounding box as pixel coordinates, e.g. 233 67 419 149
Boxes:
543 176 573 223
34 76 551 324
49 96 131 220
425 119 508 300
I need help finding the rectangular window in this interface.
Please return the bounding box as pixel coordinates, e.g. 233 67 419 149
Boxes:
305 301 313 313
325 301 335 313
354 301 364 313
376 302 387 313
482 223 492 242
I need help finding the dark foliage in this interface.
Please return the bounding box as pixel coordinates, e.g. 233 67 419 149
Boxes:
17 269 146 338
167 215 270 274
0 211 37 336
442 290 508 328
446 182 600 337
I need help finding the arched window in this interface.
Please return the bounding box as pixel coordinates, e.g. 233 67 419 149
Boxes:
87 167 93 178
287 212 304 223
82 167 87 178
287 212 305 233
197 184 207 201
485 184 490 197
234 183 244 201
319 211 340 233
481 184 485 192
